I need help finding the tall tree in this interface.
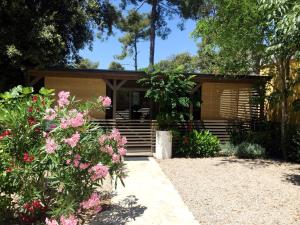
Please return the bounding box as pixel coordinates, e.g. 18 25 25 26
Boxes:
120 0 206 69
0 0 118 91
193 0 300 159
116 10 150 70
108 61 125 70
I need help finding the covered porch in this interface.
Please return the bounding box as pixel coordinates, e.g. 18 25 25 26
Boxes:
28 69 268 156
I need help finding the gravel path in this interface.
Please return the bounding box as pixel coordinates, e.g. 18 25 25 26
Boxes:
158 157 300 225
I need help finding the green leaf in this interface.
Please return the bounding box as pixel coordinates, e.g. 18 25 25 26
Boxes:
20 87 34 95
179 97 189 107
39 87 55 96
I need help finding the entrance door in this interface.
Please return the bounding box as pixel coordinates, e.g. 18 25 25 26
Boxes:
116 90 150 120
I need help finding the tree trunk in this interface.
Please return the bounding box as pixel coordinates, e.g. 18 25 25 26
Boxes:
149 0 158 70
134 36 138 71
279 58 291 160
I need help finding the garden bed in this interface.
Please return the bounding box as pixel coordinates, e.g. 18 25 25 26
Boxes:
158 157 300 225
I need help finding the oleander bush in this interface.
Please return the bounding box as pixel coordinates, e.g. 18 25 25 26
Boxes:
0 86 127 225
176 130 221 157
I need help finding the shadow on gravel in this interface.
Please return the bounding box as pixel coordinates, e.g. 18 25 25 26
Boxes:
214 158 284 169
90 195 147 225
284 173 300 186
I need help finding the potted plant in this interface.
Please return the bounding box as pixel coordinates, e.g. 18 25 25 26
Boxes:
139 69 196 159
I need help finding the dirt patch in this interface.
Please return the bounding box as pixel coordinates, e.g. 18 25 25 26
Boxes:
158 157 300 225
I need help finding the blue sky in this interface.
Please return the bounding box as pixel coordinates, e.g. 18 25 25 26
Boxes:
79 13 199 70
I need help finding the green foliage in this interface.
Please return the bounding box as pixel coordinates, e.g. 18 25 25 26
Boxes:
153 53 201 72
235 142 265 159
0 0 118 90
138 70 195 130
108 61 125 71
73 58 99 69
192 0 265 74
219 142 237 157
116 10 150 70
176 130 221 157
0 86 126 224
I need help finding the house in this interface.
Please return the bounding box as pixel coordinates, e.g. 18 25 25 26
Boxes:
28 68 269 156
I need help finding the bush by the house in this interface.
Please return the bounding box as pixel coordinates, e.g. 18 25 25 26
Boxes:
177 130 220 157
0 86 127 225
219 142 237 156
235 142 265 159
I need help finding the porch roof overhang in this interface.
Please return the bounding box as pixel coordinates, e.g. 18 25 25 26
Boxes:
28 68 271 85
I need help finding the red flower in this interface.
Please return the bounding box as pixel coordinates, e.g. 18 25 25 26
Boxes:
27 117 36 126
32 95 38 102
6 167 13 173
34 127 41 133
23 153 34 163
0 130 11 140
28 107 33 113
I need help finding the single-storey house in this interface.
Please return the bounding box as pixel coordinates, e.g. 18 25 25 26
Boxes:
28 69 269 156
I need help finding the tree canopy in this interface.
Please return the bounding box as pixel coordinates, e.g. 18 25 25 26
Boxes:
116 10 150 70
0 0 118 90
193 0 300 158
108 61 125 71
72 58 99 69
120 0 206 68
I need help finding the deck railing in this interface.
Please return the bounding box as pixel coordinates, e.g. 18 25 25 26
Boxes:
92 119 254 155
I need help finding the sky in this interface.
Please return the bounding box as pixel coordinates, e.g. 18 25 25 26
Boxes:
79 8 200 70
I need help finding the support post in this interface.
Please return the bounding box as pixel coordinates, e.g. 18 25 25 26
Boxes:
113 80 117 119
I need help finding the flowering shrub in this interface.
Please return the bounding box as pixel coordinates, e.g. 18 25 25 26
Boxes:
0 86 127 225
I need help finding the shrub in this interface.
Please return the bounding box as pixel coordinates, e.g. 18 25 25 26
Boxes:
235 142 265 159
177 130 220 157
219 142 237 156
0 86 127 225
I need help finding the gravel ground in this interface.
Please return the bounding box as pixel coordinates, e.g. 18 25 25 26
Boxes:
158 157 300 225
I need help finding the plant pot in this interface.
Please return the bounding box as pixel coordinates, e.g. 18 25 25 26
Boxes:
155 130 172 159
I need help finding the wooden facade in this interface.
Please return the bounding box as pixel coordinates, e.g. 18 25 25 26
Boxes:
28 69 268 155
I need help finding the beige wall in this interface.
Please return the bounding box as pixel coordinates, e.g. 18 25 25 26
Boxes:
45 77 106 119
201 82 256 120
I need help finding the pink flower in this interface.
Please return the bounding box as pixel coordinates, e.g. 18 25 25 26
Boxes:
69 112 84 128
60 118 69 129
79 163 90 170
73 159 80 168
66 159 71 165
80 193 102 213
118 147 127 156
45 218 59 225
99 96 111 107
60 111 84 129
44 108 57 121
88 164 109 181
58 91 70 107
110 128 121 141
101 145 113 155
60 215 78 225
98 135 107 145
112 154 120 163
64 132 80 148
119 136 127 146
46 137 58 154
43 132 49 138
